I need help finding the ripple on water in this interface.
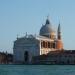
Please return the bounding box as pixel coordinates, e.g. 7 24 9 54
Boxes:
0 65 75 75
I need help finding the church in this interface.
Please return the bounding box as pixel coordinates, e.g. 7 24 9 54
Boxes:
13 17 63 64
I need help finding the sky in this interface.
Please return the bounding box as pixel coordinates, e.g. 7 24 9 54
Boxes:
0 0 75 53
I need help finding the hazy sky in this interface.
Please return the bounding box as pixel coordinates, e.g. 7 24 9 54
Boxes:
0 0 75 53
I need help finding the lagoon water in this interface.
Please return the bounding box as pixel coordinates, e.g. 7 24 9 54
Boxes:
0 65 75 75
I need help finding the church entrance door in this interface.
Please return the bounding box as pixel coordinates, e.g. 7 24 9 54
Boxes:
24 51 29 62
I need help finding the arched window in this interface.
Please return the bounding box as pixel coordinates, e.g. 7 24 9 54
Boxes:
51 42 53 48
48 42 50 48
43 41 45 48
45 42 47 48
53 42 55 48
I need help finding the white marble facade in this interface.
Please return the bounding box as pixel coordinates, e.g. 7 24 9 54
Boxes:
13 35 56 63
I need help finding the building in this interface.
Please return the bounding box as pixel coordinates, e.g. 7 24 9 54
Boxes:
13 17 63 64
0 52 13 64
32 50 75 64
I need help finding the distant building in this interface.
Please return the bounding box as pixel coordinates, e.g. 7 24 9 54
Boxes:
13 17 63 64
0 52 13 64
32 50 75 64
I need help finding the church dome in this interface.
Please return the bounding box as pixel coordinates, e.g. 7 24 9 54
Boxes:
40 18 55 37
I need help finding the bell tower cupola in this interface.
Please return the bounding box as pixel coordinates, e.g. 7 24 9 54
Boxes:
58 23 61 40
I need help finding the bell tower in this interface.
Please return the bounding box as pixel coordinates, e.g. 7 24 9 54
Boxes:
56 23 63 50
